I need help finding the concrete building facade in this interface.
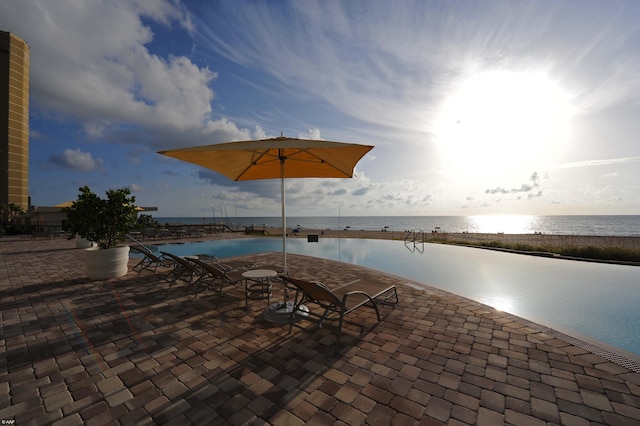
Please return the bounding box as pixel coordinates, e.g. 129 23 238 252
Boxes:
0 30 30 221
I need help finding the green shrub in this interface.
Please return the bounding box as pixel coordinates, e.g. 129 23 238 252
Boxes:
64 186 138 249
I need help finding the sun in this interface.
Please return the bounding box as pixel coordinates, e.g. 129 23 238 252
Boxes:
435 71 573 177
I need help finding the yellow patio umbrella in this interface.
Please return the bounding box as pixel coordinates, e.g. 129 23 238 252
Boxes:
56 200 144 211
54 200 75 208
158 136 373 272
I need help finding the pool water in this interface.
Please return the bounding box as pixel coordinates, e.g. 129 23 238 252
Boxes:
144 237 640 356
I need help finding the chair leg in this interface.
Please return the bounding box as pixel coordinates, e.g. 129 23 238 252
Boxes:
372 303 381 321
337 312 345 345
144 262 161 280
191 275 201 298
288 291 305 333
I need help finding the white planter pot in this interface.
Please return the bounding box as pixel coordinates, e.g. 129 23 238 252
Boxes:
75 236 93 248
84 246 130 280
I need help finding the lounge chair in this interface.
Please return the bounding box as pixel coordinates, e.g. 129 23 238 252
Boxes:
194 254 256 271
130 245 169 278
187 257 248 299
285 277 398 348
160 251 199 289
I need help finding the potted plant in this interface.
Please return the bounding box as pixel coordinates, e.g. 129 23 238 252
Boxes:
64 186 138 280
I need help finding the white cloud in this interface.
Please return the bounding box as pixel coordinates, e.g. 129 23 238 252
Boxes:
193 0 640 137
0 0 246 148
298 128 322 140
553 156 640 169
50 149 104 172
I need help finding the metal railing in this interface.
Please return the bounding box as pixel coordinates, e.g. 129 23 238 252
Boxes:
403 229 426 253
403 229 425 244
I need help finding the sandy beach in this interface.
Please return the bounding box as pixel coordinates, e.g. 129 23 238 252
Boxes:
257 228 640 252
140 225 640 264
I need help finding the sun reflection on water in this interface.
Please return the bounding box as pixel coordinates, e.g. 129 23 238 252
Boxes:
465 215 537 234
488 296 516 313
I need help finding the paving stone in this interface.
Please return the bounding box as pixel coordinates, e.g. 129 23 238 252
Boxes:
504 408 546 426
485 365 507 382
51 413 85 426
602 411 640 426
44 390 73 411
580 388 613 411
529 381 556 402
352 393 377 414
389 394 425 419
424 396 453 422
557 398 604 422
480 389 505 413
444 388 479 411
611 401 640 419
96 376 124 396
531 397 560 423
476 407 504 426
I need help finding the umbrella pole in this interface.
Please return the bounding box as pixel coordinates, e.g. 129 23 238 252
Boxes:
280 157 287 274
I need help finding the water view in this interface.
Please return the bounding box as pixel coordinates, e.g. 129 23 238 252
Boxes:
153 215 640 237
147 237 640 357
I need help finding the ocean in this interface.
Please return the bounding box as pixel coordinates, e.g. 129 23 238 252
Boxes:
151 215 640 237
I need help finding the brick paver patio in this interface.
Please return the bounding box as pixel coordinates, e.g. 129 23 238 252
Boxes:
1 236 639 425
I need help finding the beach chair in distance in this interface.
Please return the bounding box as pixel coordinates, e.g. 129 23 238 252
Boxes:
285 277 398 350
160 251 199 290
186 257 248 299
130 245 170 279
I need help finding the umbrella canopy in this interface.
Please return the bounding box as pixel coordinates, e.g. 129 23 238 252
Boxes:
56 200 144 211
158 136 374 271
54 200 75 208
159 137 373 181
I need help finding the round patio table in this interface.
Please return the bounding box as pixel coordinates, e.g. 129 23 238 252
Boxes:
243 269 278 306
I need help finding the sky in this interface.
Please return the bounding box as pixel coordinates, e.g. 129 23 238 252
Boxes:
1 0 640 218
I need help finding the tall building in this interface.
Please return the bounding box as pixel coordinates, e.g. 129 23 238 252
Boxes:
0 30 30 221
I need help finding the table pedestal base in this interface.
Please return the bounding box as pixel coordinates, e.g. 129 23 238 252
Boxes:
262 302 309 324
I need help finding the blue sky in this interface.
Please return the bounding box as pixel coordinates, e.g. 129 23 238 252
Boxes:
2 0 639 217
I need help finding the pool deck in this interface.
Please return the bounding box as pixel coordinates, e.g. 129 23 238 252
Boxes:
1 236 640 425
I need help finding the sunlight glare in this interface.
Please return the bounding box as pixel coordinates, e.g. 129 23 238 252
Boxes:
435 71 574 177
467 215 535 234
489 296 516 313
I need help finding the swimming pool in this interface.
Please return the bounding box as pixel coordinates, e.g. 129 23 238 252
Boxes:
145 237 640 356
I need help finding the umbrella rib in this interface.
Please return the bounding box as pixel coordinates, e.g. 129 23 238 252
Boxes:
226 146 362 180
234 148 341 179
234 149 279 180
297 150 352 176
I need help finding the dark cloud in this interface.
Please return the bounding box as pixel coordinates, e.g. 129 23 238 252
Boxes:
197 169 235 186
329 188 348 196
197 169 280 200
352 187 372 196
485 187 510 195
485 172 542 196
531 172 540 185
